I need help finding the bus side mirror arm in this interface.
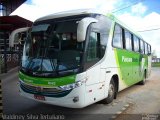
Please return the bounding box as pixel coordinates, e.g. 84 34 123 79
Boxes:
77 17 98 42
9 27 30 47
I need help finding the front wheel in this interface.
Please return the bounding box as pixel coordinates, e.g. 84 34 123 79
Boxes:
103 79 116 104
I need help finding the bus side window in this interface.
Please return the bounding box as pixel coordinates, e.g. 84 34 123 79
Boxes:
124 30 132 51
145 42 148 55
112 24 123 49
140 40 144 54
87 32 101 62
148 44 151 54
133 36 140 52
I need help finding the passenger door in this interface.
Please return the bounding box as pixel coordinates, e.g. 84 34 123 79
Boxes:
84 29 105 104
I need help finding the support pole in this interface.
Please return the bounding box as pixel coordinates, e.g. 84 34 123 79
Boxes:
4 31 7 73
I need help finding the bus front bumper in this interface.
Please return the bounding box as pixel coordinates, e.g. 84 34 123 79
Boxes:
19 85 86 108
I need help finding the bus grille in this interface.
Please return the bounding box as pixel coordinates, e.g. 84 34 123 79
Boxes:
20 81 63 93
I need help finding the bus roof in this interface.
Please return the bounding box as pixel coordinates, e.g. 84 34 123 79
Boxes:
35 8 143 40
35 9 100 22
106 13 143 40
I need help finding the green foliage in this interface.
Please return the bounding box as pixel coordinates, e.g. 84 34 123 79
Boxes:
152 62 160 67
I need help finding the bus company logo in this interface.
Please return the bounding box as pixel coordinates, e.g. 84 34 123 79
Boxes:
122 56 132 62
24 79 33 83
36 87 43 92
48 81 56 86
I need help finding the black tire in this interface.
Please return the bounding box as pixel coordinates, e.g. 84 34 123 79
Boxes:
103 79 116 104
139 70 147 85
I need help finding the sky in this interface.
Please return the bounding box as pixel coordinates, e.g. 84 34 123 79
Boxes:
11 0 160 57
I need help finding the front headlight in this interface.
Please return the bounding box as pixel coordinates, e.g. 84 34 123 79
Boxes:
59 81 84 91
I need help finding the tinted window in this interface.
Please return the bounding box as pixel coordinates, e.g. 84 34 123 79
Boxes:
113 25 123 48
90 17 112 59
150 45 152 54
140 40 144 54
148 44 151 54
133 36 140 52
87 32 100 61
145 42 148 55
100 34 108 57
125 30 132 51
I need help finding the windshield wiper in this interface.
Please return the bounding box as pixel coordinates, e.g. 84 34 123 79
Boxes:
26 57 34 71
49 59 56 72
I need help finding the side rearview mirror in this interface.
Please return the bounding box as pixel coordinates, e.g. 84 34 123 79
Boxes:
77 17 98 42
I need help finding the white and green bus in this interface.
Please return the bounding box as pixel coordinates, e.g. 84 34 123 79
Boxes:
18 9 152 108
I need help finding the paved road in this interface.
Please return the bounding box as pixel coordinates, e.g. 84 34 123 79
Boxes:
1 67 160 120
115 67 160 120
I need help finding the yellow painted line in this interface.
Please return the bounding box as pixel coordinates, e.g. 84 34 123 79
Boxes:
110 103 130 119
122 107 126 111
116 111 122 114
124 104 129 107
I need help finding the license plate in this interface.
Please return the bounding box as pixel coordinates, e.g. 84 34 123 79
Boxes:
34 94 45 101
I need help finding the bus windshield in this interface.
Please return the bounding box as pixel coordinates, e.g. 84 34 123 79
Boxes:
21 21 84 77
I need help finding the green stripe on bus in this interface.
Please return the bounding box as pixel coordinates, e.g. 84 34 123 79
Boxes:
114 48 148 86
114 49 123 81
19 72 76 87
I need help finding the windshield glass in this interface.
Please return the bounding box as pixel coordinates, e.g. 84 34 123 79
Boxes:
21 21 84 77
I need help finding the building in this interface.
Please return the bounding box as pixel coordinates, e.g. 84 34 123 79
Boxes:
0 0 26 16
0 0 32 73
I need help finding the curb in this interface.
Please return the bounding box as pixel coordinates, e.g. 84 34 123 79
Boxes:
0 79 2 119
0 66 19 79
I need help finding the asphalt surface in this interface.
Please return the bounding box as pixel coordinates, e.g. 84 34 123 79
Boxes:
1 67 160 120
115 67 160 120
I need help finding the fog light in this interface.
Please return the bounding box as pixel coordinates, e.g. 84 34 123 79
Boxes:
73 97 79 103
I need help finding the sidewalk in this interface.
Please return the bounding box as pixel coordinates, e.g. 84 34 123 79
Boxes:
0 67 19 80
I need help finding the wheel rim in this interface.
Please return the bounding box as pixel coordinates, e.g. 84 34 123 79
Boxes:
108 84 114 98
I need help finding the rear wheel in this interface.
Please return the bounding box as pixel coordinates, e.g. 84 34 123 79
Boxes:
103 79 116 104
139 70 147 85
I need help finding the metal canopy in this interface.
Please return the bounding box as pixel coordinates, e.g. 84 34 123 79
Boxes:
0 15 32 31
0 15 32 73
